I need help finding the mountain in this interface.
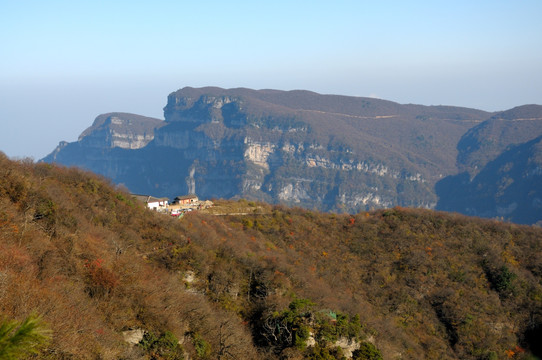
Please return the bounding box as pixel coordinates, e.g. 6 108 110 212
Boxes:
50 112 165 153
437 135 542 225
436 105 542 224
455 105 542 174
42 87 490 213
2 154 542 359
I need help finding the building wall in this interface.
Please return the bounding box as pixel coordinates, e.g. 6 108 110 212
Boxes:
147 201 167 210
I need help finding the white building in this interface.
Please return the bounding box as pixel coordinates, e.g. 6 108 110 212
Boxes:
132 194 169 211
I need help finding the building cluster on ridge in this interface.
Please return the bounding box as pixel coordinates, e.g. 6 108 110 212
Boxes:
132 194 213 216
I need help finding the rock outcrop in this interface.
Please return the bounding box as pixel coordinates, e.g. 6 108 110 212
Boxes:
43 87 502 214
44 112 165 164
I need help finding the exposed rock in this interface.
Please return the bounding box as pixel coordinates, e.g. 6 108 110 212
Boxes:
306 332 316 347
122 328 145 345
335 337 360 358
278 182 311 203
77 112 165 149
49 86 542 216
183 270 196 284
244 138 275 170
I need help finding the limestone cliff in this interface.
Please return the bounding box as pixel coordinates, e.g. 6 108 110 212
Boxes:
43 87 492 213
78 112 164 149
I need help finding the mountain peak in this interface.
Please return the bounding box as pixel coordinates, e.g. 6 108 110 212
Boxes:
79 112 164 140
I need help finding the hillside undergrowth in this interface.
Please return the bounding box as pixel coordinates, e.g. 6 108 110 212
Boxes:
1 153 541 359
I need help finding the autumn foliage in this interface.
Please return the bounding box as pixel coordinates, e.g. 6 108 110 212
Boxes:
0 152 542 359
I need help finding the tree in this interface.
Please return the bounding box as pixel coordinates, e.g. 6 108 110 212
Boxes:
138 330 184 360
352 342 383 360
0 313 51 359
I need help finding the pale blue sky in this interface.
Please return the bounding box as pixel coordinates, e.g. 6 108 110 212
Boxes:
1 0 541 159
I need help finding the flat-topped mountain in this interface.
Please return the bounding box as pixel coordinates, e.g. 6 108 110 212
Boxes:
42 87 542 223
45 112 164 160
79 112 165 149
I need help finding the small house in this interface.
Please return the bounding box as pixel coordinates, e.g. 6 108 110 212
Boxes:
132 194 169 211
172 194 199 206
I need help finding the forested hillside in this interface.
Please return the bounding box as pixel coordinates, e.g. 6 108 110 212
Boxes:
1 153 542 359
437 105 542 224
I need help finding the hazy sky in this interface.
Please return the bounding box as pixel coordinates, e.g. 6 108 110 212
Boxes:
1 0 541 159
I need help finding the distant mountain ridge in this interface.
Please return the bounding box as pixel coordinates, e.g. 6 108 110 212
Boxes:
437 135 542 224
456 104 542 174
437 105 542 224
42 87 542 223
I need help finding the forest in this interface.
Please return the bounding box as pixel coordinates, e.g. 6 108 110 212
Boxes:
1 152 541 359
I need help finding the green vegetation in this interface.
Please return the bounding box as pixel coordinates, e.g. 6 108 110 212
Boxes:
1 153 541 359
192 332 211 359
352 342 382 360
0 314 51 359
139 331 184 359
257 299 315 351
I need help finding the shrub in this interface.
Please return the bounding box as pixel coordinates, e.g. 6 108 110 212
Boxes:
484 262 517 298
352 342 383 360
139 330 184 360
306 345 345 359
242 219 253 229
315 311 363 344
83 258 118 298
193 332 211 359
294 324 311 349
258 299 314 351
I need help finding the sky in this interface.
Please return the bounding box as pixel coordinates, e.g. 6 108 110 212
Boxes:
1 0 541 159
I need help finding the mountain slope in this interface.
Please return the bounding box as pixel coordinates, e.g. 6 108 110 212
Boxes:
43 87 490 213
437 135 542 225
435 105 542 224
456 105 542 174
45 112 165 162
2 154 542 359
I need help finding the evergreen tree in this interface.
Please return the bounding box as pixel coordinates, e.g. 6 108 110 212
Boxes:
0 314 51 359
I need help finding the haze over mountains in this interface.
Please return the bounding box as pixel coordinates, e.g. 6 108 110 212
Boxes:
42 87 542 224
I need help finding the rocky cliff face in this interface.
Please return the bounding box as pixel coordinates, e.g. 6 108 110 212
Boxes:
436 105 542 224
42 112 166 191
44 87 498 214
45 112 165 162
437 136 542 225
80 112 165 149
151 87 490 211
